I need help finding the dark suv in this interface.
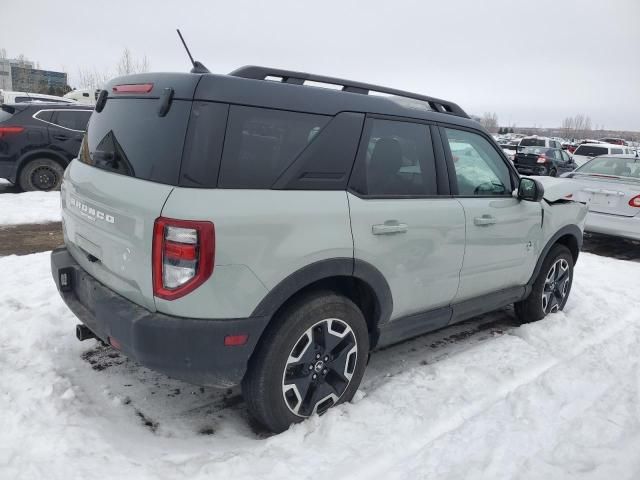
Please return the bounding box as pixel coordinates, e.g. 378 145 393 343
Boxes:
0 103 93 191
513 146 577 176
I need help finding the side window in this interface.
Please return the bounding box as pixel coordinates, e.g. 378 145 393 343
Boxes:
34 110 54 122
561 151 570 162
52 110 92 131
443 128 512 196
552 150 563 161
610 148 623 155
351 118 436 196
218 106 329 188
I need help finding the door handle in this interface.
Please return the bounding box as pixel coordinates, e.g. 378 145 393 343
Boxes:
474 215 497 226
53 134 70 141
372 221 408 235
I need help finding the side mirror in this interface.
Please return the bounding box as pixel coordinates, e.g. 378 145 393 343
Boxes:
518 177 544 202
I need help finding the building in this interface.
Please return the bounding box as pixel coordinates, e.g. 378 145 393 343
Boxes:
11 66 68 95
0 57 35 91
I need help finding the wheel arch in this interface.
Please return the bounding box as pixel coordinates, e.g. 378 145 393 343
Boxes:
250 258 393 349
527 225 582 290
15 149 70 183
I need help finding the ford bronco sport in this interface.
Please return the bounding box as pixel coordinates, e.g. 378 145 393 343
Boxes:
51 66 587 433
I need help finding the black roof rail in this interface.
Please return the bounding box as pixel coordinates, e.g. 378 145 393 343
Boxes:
229 65 469 119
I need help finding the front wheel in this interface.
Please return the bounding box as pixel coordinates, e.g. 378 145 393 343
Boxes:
515 244 574 323
242 291 369 433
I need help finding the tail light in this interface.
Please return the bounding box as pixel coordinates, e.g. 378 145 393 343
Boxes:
152 217 214 300
629 195 640 208
0 126 25 138
536 156 548 164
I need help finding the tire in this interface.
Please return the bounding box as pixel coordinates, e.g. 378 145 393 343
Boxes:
18 158 64 191
549 168 558 177
515 244 573 323
242 291 369 433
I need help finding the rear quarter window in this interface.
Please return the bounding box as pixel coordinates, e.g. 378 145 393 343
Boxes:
218 106 330 188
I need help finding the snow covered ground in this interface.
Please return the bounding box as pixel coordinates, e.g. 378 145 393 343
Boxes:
1 251 639 480
0 191 61 225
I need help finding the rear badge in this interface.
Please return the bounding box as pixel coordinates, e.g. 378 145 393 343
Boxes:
69 196 115 224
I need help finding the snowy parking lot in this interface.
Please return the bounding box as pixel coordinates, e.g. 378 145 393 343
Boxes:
1 250 639 479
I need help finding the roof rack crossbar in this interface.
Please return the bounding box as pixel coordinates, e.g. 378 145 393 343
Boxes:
229 65 469 118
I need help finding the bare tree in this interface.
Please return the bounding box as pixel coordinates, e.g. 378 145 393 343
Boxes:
479 112 499 133
561 114 593 140
0 48 6 59
117 48 149 76
75 67 112 90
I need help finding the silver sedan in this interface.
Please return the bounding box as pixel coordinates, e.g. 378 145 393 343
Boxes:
561 155 640 241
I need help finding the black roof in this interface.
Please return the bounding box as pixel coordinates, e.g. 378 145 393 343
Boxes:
106 66 480 130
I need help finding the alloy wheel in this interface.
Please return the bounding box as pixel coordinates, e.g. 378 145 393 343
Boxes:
282 318 358 417
542 258 570 314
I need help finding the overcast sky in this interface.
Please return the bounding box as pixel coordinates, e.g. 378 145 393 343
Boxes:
2 0 639 130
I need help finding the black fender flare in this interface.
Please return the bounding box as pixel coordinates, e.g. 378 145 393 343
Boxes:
15 148 70 181
526 224 583 292
250 257 393 327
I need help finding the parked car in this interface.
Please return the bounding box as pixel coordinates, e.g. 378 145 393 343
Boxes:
0 103 93 190
63 88 101 105
572 143 635 167
50 66 587 433
561 155 640 240
513 146 577 176
0 90 76 105
517 136 563 152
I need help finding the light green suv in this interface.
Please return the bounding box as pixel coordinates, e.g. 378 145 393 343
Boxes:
51 66 587 433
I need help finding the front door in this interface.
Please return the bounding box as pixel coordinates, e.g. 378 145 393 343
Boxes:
440 126 543 302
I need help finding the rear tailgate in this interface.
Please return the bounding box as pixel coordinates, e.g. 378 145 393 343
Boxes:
61 73 200 311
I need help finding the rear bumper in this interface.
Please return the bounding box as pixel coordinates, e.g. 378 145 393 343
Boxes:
515 165 548 176
585 211 640 241
0 162 17 183
51 246 269 387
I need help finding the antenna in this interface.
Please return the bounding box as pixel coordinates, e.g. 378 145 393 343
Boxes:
176 29 210 74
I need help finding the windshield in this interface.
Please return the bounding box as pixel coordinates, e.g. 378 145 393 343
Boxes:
574 145 607 157
575 157 640 179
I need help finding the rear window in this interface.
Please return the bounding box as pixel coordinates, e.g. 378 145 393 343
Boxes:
576 157 640 178
521 146 553 155
81 98 192 185
574 145 608 157
0 109 13 123
519 138 546 147
218 106 330 188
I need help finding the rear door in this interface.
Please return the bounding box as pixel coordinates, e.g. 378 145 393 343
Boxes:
440 126 543 302
348 117 465 325
62 77 197 310
47 109 92 158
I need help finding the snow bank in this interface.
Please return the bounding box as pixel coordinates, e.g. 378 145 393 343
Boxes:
0 191 61 225
0 252 639 479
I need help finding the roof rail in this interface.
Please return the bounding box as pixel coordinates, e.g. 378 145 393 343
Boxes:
229 65 469 119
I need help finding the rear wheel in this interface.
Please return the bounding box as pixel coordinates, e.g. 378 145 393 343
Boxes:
515 244 573 323
242 291 369 433
18 158 64 191
549 168 558 177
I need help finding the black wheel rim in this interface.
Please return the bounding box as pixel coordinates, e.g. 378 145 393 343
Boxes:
282 318 358 417
31 166 58 190
542 258 570 314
